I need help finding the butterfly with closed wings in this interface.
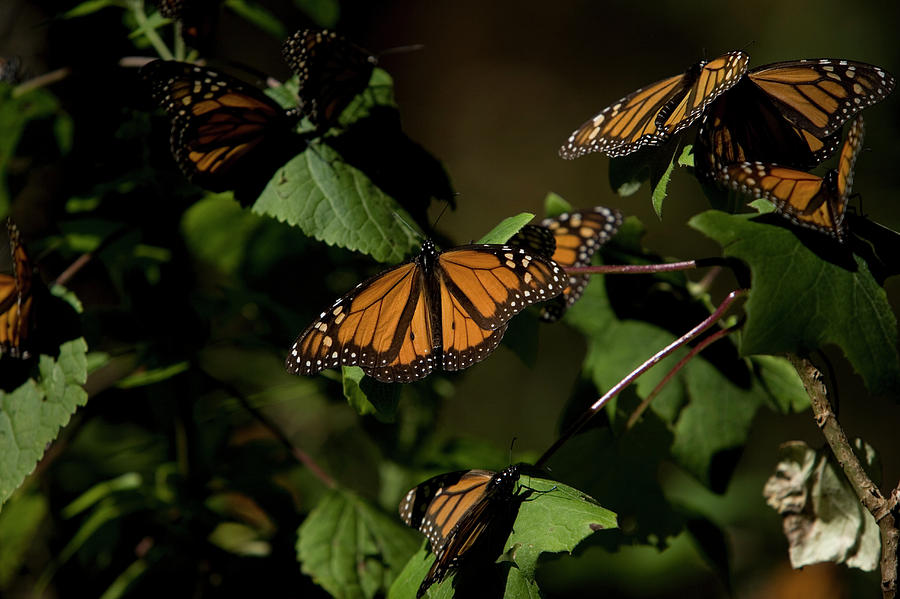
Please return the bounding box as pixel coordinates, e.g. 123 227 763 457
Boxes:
559 51 750 159
1 220 34 359
282 28 378 129
718 114 865 242
141 60 301 192
285 240 565 383
695 58 893 180
510 206 623 322
399 465 524 598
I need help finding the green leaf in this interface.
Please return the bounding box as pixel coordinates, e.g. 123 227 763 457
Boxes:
293 0 340 27
0 489 48 586
60 0 122 18
751 355 810 413
115 362 189 388
390 472 615 598
342 366 401 422
543 192 573 218
476 213 534 244
650 146 678 218
223 0 286 39
208 522 271 557
252 142 422 263
690 210 900 395
0 339 89 506
98 559 148 599
297 489 419 599
763 440 880 571
61 472 142 518
182 193 264 276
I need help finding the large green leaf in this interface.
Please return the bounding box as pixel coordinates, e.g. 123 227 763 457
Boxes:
690 210 900 395
0 339 89 506
297 488 419 599
252 142 421 264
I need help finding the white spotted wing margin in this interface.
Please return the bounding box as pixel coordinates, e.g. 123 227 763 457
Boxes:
285 240 565 383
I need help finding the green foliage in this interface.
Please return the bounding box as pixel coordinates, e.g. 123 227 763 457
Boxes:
297 489 420 599
0 339 88 505
691 210 900 395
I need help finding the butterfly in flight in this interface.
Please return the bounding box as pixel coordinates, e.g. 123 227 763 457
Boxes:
141 60 300 192
511 207 623 321
559 51 750 159
282 29 378 129
718 114 865 242
694 58 893 180
285 240 565 383
399 465 524 597
1 220 34 359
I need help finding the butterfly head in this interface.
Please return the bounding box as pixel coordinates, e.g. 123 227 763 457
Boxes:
487 465 521 498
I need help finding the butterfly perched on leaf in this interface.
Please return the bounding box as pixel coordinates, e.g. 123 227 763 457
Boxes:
559 51 750 159
141 60 301 192
282 28 378 128
399 465 524 598
510 206 623 321
285 240 565 383
719 114 865 242
694 58 894 180
1 220 34 359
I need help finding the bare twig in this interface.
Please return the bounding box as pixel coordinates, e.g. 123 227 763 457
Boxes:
626 322 739 430
788 356 898 598
535 289 746 468
566 260 697 275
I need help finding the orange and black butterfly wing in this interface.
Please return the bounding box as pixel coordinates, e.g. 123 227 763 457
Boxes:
694 78 843 181
835 114 865 200
141 60 292 191
746 59 894 138
285 257 435 383
282 29 377 128
540 207 623 322
434 244 565 371
507 225 557 260
0 220 33 358
399 466 521 597
559 51 749 159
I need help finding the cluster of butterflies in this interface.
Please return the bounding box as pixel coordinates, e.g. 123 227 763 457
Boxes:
559 52 895 242
140 28 378 191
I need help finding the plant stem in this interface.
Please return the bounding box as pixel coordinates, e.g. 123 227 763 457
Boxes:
535 289 746 468
565 260 697 275
788 356 899 598
133 1 173 60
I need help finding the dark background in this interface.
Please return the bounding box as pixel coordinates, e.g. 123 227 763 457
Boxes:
3 1 899 597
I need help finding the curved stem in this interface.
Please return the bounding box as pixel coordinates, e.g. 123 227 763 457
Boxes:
535 289 747 469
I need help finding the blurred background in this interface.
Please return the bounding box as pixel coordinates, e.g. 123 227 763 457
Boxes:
2 0 899 597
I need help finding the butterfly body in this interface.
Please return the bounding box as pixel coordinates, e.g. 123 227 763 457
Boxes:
719 114 864 241
1 220 33 358
286 240 565 382
141 60 297 191
399 465 522 597
559 51 750 159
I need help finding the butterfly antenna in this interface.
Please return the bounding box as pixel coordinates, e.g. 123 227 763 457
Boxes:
430 200 453 232
393 212 424 241
377 44 426 58
508 437 518 466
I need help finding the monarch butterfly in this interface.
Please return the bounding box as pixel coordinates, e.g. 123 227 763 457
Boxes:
282 29 378 128
141 60 300 191
559 51 750 159
511 207 623 322
399 465 523 597
719 115 864 241
695 58 894 179
285 240 565 383
1 220 33 358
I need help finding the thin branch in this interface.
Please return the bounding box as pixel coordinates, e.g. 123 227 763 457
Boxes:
12 68 71 97
566 260 697 275
788 356 898 599
535 289 746 468
219 381 337 489
626 322 739 430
